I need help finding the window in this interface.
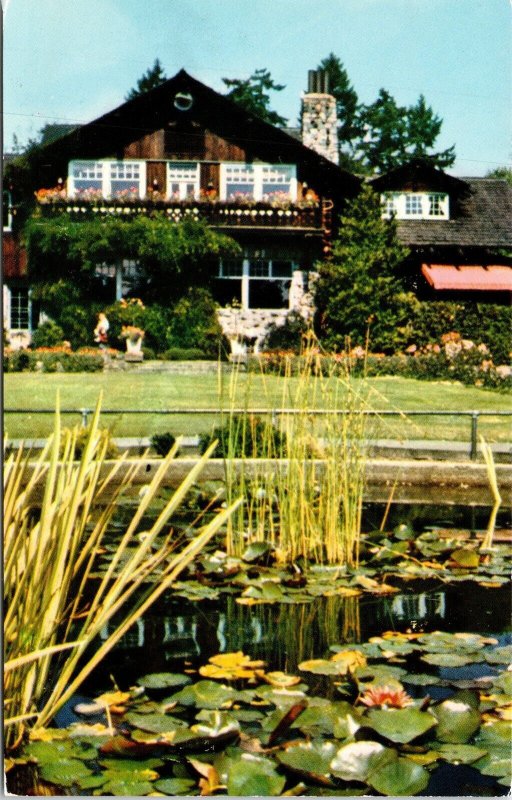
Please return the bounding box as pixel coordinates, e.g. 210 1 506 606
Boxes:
3 190 13 231
382 193 397 218
217 255 296 309
167 162 200 200
68 161 146 199
381 192 449 220
220 163 297 202
10 288 30 329
110 162 143 198
405 194 423 216
428 193 448 217
222 164 255 201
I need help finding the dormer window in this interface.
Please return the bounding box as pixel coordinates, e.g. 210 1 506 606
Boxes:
382 192 449 220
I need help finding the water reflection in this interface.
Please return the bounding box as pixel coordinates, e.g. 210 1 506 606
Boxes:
92 582 510 692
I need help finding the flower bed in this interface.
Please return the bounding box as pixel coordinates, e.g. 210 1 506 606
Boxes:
255 334 512 391
3 347 110 373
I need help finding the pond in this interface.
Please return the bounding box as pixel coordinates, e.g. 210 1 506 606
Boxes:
12 502 512 797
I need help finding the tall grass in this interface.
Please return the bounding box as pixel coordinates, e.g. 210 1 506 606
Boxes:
217 338 370 567
3 394 240 751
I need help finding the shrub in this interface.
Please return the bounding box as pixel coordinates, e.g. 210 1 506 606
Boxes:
4 349 104 373
30 320 65 349
262 311 309 353
151 432 177 456
165 287 228 357
162 347 207 360
199 414 286 458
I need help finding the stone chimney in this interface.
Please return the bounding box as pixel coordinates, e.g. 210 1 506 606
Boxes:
301 69 339 164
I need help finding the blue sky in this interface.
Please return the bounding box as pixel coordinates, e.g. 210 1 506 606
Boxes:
3 0 511 176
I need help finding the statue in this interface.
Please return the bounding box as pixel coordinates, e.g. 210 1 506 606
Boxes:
94 312 109 347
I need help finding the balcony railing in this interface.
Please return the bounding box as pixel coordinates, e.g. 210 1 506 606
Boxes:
36 199 323 230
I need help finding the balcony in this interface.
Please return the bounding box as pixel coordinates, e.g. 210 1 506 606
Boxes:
35 197 322 231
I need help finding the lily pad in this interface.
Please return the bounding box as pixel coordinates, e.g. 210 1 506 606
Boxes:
276 740 338 784
366 707 437 743
450 548 480 568
38 758 92 787
368 755 430 796
137 672 192 691
484 644 512 664
436 743 488 764
330 740 395 782
102 778 155 795
421 652 482 667
25 739 97 762
154 777 197 795
227 754 286 796
170 680 237 709
124 711 187 734
432 692 481 743
242 541 271 562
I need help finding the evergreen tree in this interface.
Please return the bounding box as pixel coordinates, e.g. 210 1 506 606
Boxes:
317 53 361 169
314 185 413 353
222 68 287 126
125 59 167 100
358 90 455 173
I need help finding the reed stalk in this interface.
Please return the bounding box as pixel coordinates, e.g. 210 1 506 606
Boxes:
479 436 502 551
3 394 240 750
218 338 370 566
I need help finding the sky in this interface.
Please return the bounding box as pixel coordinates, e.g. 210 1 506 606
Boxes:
2 0 511 176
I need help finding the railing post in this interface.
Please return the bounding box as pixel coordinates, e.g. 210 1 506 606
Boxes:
470 411 479 460
80 408 90 428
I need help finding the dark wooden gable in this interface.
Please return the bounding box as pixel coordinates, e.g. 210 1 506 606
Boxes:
23 69 361 202
371 158 468 196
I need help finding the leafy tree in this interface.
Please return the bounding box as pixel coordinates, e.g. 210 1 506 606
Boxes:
316 53 361 169
314 185 413 353
125 59 167 100
357 91 455 173
222 68 287 126
25 214 240 346
486 166 512 185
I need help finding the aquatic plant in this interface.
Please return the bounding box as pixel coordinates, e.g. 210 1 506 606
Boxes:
209 337 370 566
3 394 241 750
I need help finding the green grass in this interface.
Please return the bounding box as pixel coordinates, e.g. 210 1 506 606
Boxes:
4 371 511 442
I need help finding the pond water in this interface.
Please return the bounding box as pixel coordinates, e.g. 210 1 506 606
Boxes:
45 501 511 796
57 578 510 797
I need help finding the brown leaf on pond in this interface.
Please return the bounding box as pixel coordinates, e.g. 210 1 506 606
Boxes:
268 701 308 746
188 758 225 795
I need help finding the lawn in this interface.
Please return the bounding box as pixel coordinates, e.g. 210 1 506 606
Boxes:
3 371 511 443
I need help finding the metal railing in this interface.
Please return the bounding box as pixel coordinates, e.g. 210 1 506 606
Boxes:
4 407 511 460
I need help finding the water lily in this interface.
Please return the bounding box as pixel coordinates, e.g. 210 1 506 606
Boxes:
359 684 414 709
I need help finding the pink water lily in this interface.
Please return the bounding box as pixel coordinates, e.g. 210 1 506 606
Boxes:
359 684 414 709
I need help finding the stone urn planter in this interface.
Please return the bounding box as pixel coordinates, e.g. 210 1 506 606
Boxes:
121 326 144 362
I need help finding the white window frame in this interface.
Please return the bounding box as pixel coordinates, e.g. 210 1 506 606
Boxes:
166 162 200 200
220 163 297 203
3 190 13 232
68 160 146 199
381 192 449 220
7 286 31 330
218 255 295 309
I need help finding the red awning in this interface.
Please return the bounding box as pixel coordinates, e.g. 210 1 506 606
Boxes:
421 264 512 292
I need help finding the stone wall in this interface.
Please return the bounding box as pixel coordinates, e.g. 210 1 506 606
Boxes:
217 270 317 354
301 93 339 165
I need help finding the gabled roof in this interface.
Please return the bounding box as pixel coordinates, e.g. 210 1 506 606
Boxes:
370 157 469 195
396 179 512 249
22 69 361 199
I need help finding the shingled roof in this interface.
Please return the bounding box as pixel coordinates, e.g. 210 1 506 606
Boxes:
395 179 512 249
